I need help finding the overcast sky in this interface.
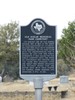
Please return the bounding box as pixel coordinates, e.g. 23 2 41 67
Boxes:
0 0 75 39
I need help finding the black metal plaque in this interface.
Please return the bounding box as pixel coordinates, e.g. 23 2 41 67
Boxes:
20 18 56 75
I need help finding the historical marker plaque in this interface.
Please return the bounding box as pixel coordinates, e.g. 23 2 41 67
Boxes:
20 18 57 81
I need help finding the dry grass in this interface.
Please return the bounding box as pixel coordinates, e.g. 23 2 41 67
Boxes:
0 80 34 92
0 95 26 100
0 93 60 100
0 77 75 100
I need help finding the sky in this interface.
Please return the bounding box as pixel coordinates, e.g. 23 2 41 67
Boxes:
0 0 75 39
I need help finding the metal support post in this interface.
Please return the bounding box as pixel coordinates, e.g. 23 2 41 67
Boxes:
34 78 43 100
